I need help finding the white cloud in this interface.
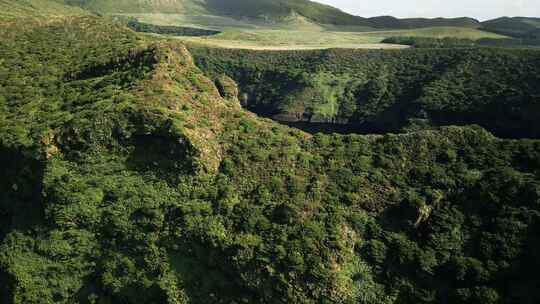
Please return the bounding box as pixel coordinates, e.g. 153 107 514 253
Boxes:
313 0 540 20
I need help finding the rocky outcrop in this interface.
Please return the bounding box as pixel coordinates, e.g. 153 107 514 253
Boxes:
272 113 349 125
215 74 240 104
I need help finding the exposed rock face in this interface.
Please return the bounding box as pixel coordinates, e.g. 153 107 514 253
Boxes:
215 74 240 104
310 114 349 124
272 113 349 124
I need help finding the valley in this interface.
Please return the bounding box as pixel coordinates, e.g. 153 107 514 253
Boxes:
189 46 540 138
60 0 514 49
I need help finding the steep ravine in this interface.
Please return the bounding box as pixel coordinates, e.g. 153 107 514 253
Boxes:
189 46 540 138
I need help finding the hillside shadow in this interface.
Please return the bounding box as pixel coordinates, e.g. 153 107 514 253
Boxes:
125 134 196 183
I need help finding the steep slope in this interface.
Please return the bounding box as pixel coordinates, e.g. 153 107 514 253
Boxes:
204 0 371 26
63 0 481 29
64 0 206 14
64 0 377 27
189 46 540 138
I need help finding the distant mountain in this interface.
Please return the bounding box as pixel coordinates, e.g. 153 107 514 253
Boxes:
365 16 480 29
62 0 482 29
481 17 540 38
205 0 368 26
401 17 480 29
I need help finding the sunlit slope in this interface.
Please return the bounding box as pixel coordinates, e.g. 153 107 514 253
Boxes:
64 0 206 14
63 0 369 25
64 0 481 29
0 0 87 20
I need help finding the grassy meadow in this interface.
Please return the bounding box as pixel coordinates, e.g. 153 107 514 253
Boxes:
0 0 87 20
122 13 507 49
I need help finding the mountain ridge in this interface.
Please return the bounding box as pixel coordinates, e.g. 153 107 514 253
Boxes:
480 16 540 38
61 0 483 29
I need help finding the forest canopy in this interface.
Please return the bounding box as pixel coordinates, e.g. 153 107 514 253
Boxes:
1 5 540 304
188 45 540 138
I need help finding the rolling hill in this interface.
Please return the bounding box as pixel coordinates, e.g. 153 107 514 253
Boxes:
0 0 86 20
64 0 205 14
481 17 540 38
63 0 482 29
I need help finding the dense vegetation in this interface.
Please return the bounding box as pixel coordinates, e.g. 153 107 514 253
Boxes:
127 20 220 36
382 36 540 48
0 0 86 19
382 37 477 48
2 3 540 304
383 36 540 48
189 46 540 138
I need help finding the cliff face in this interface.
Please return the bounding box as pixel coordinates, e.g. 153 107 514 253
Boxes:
0 15 235 302
189 46 540 138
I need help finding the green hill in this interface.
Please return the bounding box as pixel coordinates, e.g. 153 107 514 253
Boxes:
401 17 480 28
64 0 206 14
0 0 86 20
481 17 540 38
2 1 540 304
63 0 481 29
2 13 540 304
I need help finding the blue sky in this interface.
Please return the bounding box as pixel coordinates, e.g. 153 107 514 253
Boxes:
313 0 540 20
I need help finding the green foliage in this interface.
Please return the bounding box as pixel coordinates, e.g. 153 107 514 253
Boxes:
1 8 540 304
63 0 206 14
189 45 540 138
383 36 540 48
0 0 86 20
204 0 371 26
278 72 360 120
481 17 540 39
63 0 484 30
127 19 220 37
382 36 477 48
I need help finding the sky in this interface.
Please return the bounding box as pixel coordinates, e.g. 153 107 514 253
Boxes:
313 0 540 21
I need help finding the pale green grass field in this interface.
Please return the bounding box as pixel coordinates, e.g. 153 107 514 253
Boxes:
122 13 508 50
175 27 506 50
176 30 406 49
0 0 87 20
